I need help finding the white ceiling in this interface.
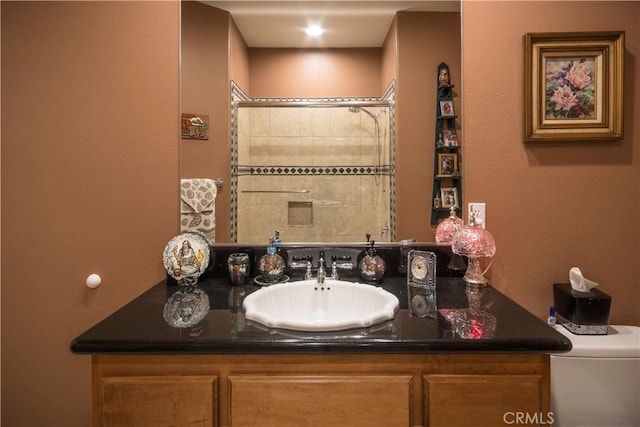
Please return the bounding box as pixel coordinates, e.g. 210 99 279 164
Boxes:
200 1 460 48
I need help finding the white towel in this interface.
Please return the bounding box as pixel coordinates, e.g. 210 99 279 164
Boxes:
180 178 217 242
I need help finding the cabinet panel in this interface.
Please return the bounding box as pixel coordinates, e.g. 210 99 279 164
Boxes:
424 374 542 427
229 374 413 427
99 375 217 427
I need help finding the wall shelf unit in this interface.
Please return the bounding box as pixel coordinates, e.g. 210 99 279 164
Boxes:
431 62 462 226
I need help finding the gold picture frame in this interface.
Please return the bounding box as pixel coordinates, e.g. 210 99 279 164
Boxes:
523 31 624 142
437 153 457 177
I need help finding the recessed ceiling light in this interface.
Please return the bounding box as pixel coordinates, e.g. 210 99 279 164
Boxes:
305 25 324 37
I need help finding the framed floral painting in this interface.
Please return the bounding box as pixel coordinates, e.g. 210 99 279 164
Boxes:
524 32 624 142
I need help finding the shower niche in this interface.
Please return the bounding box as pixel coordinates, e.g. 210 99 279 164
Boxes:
230 82 396 243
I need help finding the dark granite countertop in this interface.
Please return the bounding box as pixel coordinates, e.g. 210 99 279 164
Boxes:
70 274 572 354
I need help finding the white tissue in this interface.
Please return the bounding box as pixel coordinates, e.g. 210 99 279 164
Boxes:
569 267 599 293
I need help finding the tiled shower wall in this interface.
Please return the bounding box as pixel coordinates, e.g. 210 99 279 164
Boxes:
236 106 391 243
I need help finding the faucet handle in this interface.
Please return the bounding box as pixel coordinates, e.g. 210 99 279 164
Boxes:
304 260 313 280
331 261 339 280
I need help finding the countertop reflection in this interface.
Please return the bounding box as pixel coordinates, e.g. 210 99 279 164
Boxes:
70 276 571 354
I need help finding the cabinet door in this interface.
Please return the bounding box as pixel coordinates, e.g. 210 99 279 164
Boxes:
99 375 218 427
229 374 413 427
424 374 543 427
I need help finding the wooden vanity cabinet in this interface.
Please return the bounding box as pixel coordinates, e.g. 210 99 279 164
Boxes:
228 374 413 426
92 352 549 427
98 375 218 426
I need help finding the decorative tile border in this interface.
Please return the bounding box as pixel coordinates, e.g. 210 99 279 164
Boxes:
381 82 397 242
229 83 249 243
237 165 392 176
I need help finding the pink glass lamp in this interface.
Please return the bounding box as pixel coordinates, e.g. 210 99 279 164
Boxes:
435 206 467 272
451 211 496 286
435 206 464 244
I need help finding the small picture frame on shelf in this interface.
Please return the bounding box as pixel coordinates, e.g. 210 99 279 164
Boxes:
440 187 459 209
439 100 455 117
442 130 458 147
437 153 457 177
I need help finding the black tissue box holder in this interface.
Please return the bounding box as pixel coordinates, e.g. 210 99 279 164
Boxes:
553 283 611 335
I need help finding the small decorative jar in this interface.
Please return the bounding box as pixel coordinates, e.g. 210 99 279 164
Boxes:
228 253 250 286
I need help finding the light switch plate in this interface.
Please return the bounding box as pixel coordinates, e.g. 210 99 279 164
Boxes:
468 202 486 228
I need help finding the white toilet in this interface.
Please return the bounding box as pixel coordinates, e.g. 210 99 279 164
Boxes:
550 325 640 427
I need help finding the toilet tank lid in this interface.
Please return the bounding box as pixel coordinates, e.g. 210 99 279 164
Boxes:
554 325 640 358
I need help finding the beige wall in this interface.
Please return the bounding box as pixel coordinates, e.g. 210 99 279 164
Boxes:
394 12 462 241
462 1 639 325
229 16 250 92
381 17 398 95
249 48 383 98
1 1 638 426
180 1 232 242
1 1 179 426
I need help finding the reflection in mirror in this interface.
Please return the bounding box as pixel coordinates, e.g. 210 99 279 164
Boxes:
231 83 396 243
181 2 462 243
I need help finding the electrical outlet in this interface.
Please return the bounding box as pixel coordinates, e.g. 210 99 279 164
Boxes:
468 202 486 228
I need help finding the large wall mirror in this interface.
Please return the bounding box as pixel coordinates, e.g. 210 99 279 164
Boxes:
180 1 462 244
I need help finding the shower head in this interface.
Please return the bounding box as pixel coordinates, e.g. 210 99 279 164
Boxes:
348 106 360 113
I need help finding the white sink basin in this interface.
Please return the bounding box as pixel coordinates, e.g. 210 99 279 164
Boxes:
242 279 400 332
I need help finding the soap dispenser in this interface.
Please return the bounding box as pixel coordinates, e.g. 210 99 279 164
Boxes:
258 237 285 284
358 234 386 284
273 229 288 266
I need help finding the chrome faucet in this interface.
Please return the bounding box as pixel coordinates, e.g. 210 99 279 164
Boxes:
317 251 326 285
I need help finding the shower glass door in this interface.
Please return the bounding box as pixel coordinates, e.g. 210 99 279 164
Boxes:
234 101 394 244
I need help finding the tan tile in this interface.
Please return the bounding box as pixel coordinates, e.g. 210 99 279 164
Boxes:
249 107 271 136
271 107 301 137
301 108 331 137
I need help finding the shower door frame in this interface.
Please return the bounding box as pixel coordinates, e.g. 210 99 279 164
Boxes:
229 81 396 243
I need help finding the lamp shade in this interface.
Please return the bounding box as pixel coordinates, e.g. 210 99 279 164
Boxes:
452 213 496 286
451 223 496 258
435 206 464 244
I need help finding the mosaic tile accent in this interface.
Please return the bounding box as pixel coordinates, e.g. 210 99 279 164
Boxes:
237 165 392 176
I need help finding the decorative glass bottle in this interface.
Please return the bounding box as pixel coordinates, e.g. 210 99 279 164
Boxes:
358 235 386 284
258 237 285 284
